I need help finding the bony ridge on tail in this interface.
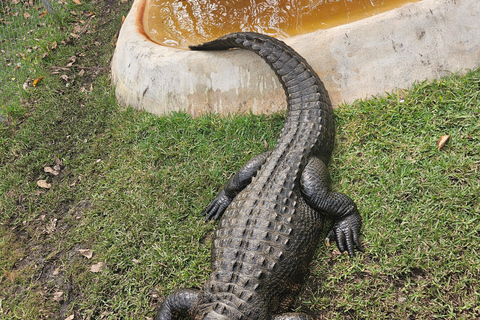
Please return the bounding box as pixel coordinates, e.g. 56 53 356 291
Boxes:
155 32 363 320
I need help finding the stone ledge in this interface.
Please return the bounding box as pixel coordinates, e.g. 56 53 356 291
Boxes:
111 0 480 116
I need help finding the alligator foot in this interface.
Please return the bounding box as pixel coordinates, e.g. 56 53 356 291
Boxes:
326 213 364 256
300 156 363 257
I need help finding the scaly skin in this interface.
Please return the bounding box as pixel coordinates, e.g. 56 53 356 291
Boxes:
155 32 363 320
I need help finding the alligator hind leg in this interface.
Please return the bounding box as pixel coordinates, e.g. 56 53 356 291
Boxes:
300 156 363 257
204 151 272 221
155 289 199 320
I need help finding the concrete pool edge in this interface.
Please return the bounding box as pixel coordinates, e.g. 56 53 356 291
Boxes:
111 0 480 116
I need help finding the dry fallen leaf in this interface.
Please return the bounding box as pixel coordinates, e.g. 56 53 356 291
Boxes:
52 41 58 50
55 156 63 166
78 69 85 76
33 76 44 87
37 180 52 189
437 135 450 150
90 262 103 273
66 56 77 67
44 166 60 176
79 249 93 259
65 315 74 320
72 0 81 4
52 291 64 302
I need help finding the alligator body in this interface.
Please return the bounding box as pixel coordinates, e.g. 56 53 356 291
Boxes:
156 32 363 320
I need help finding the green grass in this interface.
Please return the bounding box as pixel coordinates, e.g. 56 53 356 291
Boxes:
1 1 480 319
0 0 84 120
303 76 480 319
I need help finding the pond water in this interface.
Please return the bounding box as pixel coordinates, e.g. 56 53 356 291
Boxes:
142 0 419 49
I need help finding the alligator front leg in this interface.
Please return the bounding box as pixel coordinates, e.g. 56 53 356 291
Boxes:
155 289 199 320
300 156 363 257
204 151 272 221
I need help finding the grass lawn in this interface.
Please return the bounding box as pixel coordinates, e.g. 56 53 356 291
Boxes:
1 0 479 319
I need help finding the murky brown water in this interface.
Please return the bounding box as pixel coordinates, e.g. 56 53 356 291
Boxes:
142 0 418 49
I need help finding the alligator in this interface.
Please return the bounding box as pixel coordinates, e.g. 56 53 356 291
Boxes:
155 32 363 320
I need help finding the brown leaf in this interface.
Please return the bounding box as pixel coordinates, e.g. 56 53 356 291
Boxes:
437 135 450 150
44 166 60 176
33 76 44 87
72 0 82 4
65 315 74 320
90 262 103 273
78 69 85 76
55 156 63 166
37 180 52 189
66 56 77 67
52 41 58 50
60 75 69 82
52 291 64 302
79 249 93 259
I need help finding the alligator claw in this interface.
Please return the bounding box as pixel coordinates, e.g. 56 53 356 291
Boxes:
203 189 232 221
327 213 363 257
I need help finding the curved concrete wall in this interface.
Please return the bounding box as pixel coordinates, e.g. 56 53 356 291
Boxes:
111 0 480 116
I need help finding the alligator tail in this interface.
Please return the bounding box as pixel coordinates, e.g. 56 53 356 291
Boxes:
190 32 335 163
